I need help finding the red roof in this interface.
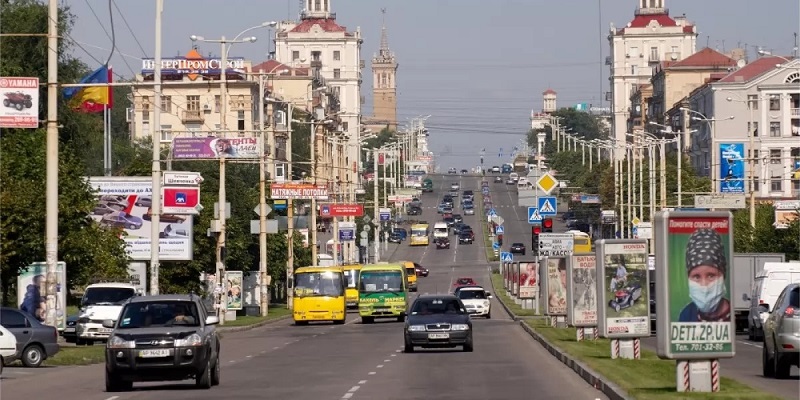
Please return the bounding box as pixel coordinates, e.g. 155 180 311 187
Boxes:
718 56 792 83
669 48 736 68
289 18 349 34
251 59 309 76
618 12 694 34
542 89 556 95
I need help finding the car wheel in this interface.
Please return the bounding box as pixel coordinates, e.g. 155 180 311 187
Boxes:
762 342 775 377
21 344 44 368
334 318 345 324
404 339 414 353
0 357 3 376
105 371 132 392
463 338 474 352
775 349 791 379
127 223 136 229
486 312 491 319
397 314 406 323
521 251 525 256
196 358 213 389
211 356 221 386
747 326 754 341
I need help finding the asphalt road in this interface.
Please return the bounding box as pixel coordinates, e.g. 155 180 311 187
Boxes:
487 173 799 400
0 174 607 400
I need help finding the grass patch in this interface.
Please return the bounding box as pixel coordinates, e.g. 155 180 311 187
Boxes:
489 274 539 317
526 319 782 400
221 305 291 327
44 345 105 366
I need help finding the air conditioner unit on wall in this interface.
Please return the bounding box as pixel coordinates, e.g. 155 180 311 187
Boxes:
202 103 212 111
274 110 286 126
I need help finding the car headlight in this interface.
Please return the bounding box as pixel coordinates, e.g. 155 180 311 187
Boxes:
175 333 203 347
483 301 491 307
407 325 425 332
107 336 135 349
451 324 470 331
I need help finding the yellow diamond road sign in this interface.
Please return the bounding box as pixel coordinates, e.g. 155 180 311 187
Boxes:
536 172 558 194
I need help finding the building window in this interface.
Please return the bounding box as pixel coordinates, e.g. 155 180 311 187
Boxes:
769 94 781 111
331 86 341 97
752 149 759 160
770 176 782 192
333 69 341 79
770 149 781 164
342 121 349 131
160 96 171 113
650 47 658 61
214 95 221 112
237 110 245 134
752 121 759 137
333 50 340 61
186 95 200 111
631 65 637 75
747 94 759 110
292 51 300 61
141 96 150 121
160 124 172 142
142 122 150 138
770 121 781 137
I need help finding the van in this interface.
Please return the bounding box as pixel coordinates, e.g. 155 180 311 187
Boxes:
509 172 519 182
0 324 18 376
402 261 418 292
433 222 449 239
744 262 800 340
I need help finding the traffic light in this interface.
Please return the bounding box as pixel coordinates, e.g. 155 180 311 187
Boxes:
531 225 541 255
542 218 553 233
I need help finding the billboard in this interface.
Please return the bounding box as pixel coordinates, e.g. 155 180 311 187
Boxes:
319 204 364 217
540 257 567 315
596 239 650 338
17 262 67 330
171 137 261 159
518 261 539 299
567 254 597 327
0 77 39 128
719 143 745 193
270 183 329 200
224 270 243 311
655 211 735 360
88 177 194 261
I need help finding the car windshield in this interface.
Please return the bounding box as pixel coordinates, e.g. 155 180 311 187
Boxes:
343 269 360 288
458 290 486 300
411 298 465 315
294 271 344 297
82 287 136 306
457 278 474 285
512 243 523 247
411 228 427 236
405 267 416 277
117 301 200 328
359 271 404 293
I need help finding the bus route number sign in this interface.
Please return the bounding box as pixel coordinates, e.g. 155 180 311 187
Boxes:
539 233 574 257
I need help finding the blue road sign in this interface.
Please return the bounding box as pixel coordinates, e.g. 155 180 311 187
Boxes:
488 208 497 216
538 196 557 216
495 225 505 235
492 242 500 250
527 207 542 224
500 252 513 262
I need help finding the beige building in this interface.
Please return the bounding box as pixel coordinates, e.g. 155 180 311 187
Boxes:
608 0 697 157
530 89 558 130
366 13 398 132
627 83 652 133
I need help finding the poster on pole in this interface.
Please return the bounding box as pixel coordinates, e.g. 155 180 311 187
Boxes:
511 262 519 297
718 143 745 194
596 239 650 338
655 211 735 360
540 257 567 315
171 137 261 159
567 254 597 327
0 77 39 128
17 262 67 330
225 271 243 311
518 261 539 299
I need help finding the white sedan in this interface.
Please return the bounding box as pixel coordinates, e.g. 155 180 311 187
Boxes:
450 183 460 191
455 286 492 318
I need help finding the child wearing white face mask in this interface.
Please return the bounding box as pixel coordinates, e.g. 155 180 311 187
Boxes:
678 229 731 322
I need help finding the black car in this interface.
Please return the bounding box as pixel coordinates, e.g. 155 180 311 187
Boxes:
414 263 429 277
388 232 403 243
460 169 468 174
452 214 463 224
404 295 473 352
509 242 526 255
435 237 451 249
407 206 422 216
458 233 473 244
443 216 455 227
448 168 457 174
494 176 503 183
452 222 465 236
104 294 221 391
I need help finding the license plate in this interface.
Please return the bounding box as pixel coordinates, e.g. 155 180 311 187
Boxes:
99 328 113 334
138 349 171 358
64 328 75 333
428 333 449 339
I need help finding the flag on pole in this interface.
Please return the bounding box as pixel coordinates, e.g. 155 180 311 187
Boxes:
63 65 112 113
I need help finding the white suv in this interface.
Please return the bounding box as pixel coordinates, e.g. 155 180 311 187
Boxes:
76 283 138 345
455 286 492 318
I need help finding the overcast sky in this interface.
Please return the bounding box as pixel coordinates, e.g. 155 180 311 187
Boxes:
65 0 800 169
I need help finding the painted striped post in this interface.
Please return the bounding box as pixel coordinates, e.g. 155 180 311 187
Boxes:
633 338 641 359
711 360 720 392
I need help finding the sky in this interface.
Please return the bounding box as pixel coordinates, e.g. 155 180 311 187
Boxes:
64 0 800 169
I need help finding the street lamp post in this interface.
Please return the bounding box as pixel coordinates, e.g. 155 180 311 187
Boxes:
680 107 735 198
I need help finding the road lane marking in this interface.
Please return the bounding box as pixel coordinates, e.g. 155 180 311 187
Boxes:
390 354 396 357
349 385 360 392
246 355 252 358
384 359 391 362
342 394 354 399
738 340 763 348
105 397 119 400
376 364 384 368
368 371 376 375
273 346 280 349
359 380 367 384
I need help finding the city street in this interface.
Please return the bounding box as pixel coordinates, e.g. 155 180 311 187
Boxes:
0 174 607 400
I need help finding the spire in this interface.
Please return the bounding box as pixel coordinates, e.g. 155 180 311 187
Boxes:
379 8 390 57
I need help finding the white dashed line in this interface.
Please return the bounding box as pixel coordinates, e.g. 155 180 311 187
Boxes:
376 364 384 368
105 396 120 400
359 380 367 384
368 371 376 375
738 340 763 348
348 386 360 392
228 360 236 363
246 355 252 358
342 394 354 399
284 341 292 345
384 359 391 362
390 354 396 357
273 346 280 349
395 349 401 353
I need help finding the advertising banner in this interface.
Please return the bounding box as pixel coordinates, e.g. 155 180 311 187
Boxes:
270 183 329 200
224 270 243 311
127 262 147 294
540 257 567 315
512 262 519 297
773 200 800 229
319 203 364 217
519 261 539 299
0 77 39 128
655 211 735 360
596 239 650 338
171 137 261 159
719 143 745 193
17 262 67 330
567 254 598 327
88 177 194 261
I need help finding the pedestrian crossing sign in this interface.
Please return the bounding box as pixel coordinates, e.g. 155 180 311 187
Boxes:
537 196 557 216
500 252 513 262
527 207 542 224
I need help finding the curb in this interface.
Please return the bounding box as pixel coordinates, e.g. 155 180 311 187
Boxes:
488 277 631 400
218 314 291 332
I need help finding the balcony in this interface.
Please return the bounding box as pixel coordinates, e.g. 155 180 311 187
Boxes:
791 108 799 117
648 54 660 64
182 110 204 123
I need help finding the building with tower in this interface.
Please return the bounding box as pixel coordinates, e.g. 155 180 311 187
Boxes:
365 9 399 132
608 0 697 155
531 89 557 130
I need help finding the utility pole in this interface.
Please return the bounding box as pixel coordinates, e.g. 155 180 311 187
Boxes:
373 149 380 263
150 0 164 296
215 37 230 324
44 0 59 327
310 119 318 264
258 73 269 316
286 104 294 309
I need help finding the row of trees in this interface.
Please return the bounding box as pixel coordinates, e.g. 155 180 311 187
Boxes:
527 108 799 260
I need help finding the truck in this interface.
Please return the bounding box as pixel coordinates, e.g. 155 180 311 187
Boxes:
731 253 786 332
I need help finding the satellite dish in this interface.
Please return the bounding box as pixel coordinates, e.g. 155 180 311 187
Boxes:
736 59 746 68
